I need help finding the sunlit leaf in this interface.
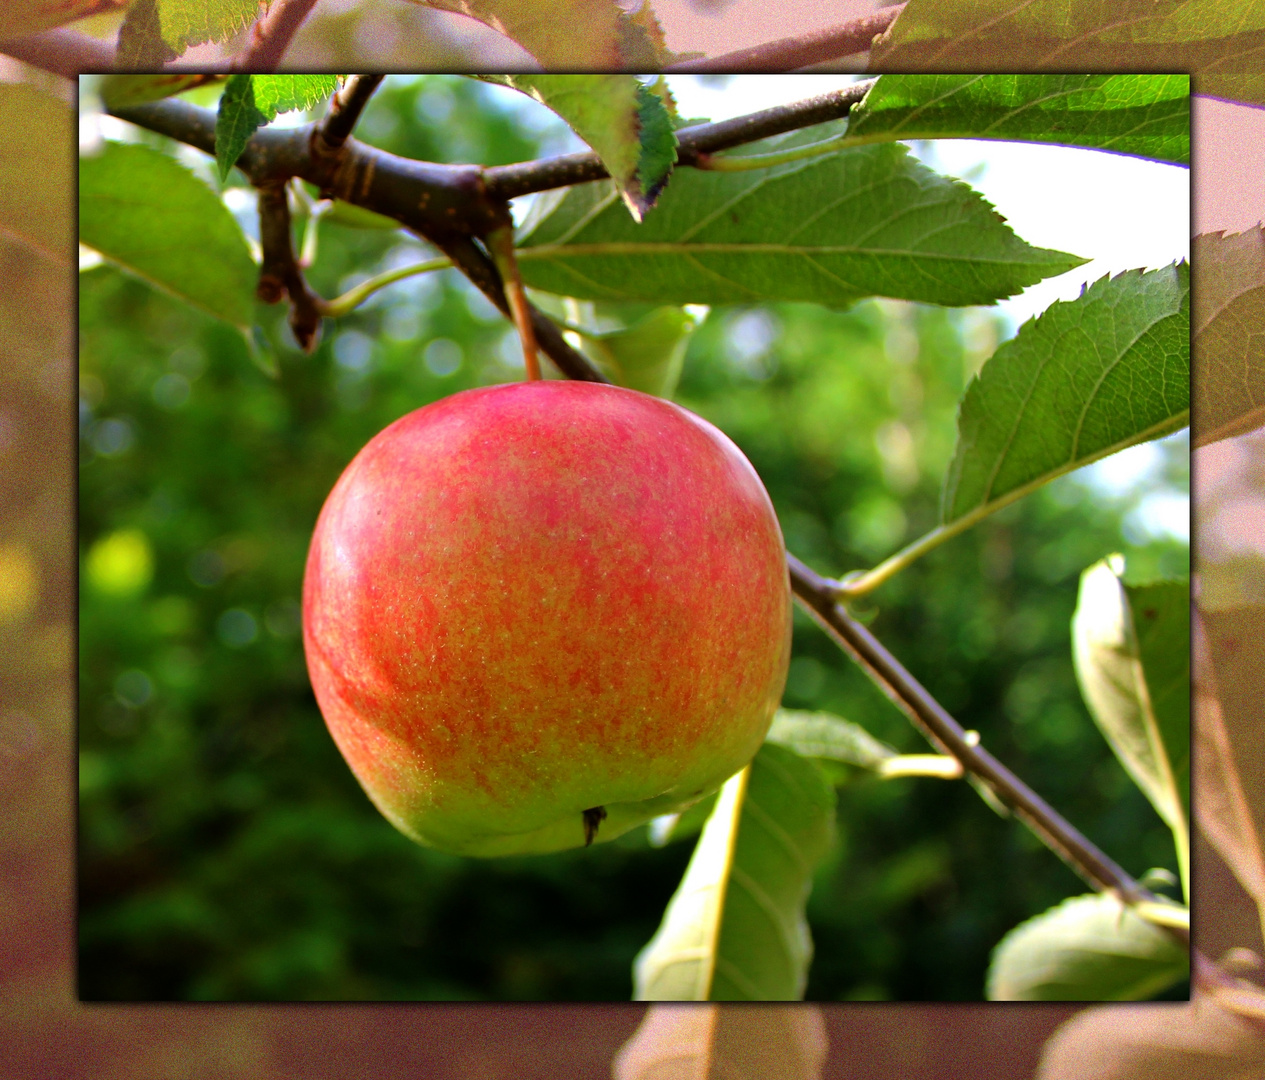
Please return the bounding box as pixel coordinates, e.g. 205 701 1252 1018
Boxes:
1072 561 1190 891
216 75 340 182
942 264 1189 526
80 141 257 330
517 133 1084 309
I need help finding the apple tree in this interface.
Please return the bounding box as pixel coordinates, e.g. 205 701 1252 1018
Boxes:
79 73 1190 1001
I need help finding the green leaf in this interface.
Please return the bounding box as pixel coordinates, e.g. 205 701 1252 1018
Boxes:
411 0 622 67
633 744 836 1001
1193 228 1265 448
765 709 896 770
0 84 71 261
847 75 1190 166
80 142 258 330
478 76 677 222
517 135 1084 309
101 74 223 110
941 263 1189 527
153 0 257 51
1072 560 1190 894
570 305 699 398
871 0 1265 74
216 75 340 182
987 893 1189 1000
0 0 107 37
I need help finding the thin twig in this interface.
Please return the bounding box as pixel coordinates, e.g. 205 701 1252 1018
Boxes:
256 180 324 352
665 5 906 73
0 27 115 77
483 80 876 201
788 552 1190 949
318 74 385 153
232 0 321 72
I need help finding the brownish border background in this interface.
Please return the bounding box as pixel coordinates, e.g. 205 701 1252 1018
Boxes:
0 27 1253 1077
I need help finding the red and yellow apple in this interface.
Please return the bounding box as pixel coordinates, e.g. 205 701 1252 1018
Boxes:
302 380 791 856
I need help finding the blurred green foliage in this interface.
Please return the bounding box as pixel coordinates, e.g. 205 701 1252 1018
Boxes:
79 76 1188 1001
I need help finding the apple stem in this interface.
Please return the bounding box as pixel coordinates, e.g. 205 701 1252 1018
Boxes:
487 225 541 381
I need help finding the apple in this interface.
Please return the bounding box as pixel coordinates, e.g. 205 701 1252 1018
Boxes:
302 379 791 857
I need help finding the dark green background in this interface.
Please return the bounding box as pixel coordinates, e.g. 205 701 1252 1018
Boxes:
78 75 1188 1001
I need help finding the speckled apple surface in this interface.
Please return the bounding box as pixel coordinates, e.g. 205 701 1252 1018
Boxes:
302 380 791 856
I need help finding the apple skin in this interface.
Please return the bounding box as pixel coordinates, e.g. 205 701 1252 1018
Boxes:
302 379 791 857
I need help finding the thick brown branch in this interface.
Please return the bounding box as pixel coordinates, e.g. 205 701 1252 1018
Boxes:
317 74 385 153
107 83 876 238
0 27 115 77
788 553 1189 948
483 79 876 201
232 0 321 72
665 5 905 73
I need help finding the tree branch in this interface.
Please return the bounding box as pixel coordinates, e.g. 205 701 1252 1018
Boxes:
788 553 1189 949
232 0 321 72
664 5 905 73
317 74 385 153
0 27 115 78
256 180 324 352
483 79 876 201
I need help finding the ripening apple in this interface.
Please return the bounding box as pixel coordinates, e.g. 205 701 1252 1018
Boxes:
302 379 791 857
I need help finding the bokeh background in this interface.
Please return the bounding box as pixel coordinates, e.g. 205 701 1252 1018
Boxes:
78 75 1188 1001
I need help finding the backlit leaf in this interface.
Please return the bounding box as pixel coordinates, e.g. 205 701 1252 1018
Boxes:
942 264 1189 526
1072 561 1190 892
632 745 835 1001
517 133 1084 309
847 74 1190 166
